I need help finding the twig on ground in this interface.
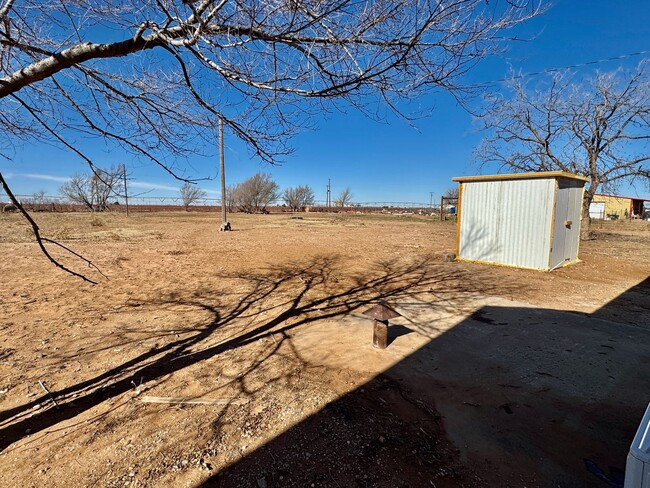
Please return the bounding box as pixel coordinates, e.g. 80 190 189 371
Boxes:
140 396 245 405
38 380 59 409
329 468 341 488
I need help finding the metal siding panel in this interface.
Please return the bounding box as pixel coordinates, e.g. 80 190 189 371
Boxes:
589 202 605 219
497 179 553 269
459 181 501 263
459 178 553 269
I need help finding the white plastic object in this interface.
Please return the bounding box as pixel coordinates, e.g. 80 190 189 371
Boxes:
625 403 650 488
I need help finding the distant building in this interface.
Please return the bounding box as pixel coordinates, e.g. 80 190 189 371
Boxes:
589 194 650 220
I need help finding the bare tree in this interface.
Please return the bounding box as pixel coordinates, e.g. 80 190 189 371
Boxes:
31 190 47 203
0 0 541 280
233 173 279 214
27 190 48 211
60 175 95 210
477 65 650 238
334 188 353 210
224 184 237 213
59 166 123 211
443 187 459 199
283 185 315 212
179 182 207 210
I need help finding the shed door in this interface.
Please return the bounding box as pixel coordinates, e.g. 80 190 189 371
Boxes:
550 179 582 269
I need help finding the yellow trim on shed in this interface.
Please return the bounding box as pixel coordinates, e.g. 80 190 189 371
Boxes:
576 185 585 256
452 171 589 183
455 181 463 257
456 257 582 272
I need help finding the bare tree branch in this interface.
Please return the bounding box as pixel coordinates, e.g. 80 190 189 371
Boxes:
0 0 14 22
59 167 123 211
1 1 542 166
0 170 103 284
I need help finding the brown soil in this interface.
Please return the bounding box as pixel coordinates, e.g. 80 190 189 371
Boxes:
0 212 648 487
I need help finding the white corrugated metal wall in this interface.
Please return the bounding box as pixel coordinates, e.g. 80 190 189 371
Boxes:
458 178 555 270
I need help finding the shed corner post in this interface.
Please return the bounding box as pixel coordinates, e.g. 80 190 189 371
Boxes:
455 182 463 258
576 182 586 256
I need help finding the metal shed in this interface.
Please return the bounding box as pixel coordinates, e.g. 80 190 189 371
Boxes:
452 171 588 271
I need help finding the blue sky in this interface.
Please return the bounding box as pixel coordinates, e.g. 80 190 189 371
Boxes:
2 0 650 204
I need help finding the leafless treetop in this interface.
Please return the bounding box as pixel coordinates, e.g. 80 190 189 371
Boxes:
0 0 541 173
476 65 650 199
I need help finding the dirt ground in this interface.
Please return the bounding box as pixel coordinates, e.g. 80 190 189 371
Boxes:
0 211 649 487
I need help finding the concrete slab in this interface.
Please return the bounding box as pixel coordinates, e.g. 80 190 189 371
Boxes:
293 295 650 485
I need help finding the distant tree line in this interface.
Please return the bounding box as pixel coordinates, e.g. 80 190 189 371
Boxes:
55 168 356 213
227 173 352 213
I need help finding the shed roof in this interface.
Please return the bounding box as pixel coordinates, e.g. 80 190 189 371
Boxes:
452 171 589 183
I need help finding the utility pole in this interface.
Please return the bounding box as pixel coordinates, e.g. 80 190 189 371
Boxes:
123 163 129 217
429 192 434 210
219 118 231 231
326 178 331 212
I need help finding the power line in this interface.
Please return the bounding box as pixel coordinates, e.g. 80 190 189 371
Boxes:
491 49 650 83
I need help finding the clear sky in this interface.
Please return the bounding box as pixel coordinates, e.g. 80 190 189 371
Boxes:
2 0 650 204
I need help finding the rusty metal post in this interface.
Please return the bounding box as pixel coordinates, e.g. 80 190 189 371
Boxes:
363 303 400 350
373 319 388 349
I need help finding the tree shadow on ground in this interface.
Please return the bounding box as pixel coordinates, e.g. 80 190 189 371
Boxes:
200 278 650 487
0 255 508 455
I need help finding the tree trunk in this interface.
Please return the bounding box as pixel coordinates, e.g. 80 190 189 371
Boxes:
581 192 594 240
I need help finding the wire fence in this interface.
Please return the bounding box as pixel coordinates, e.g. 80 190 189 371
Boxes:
2 194 445 215
19 194 647 221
